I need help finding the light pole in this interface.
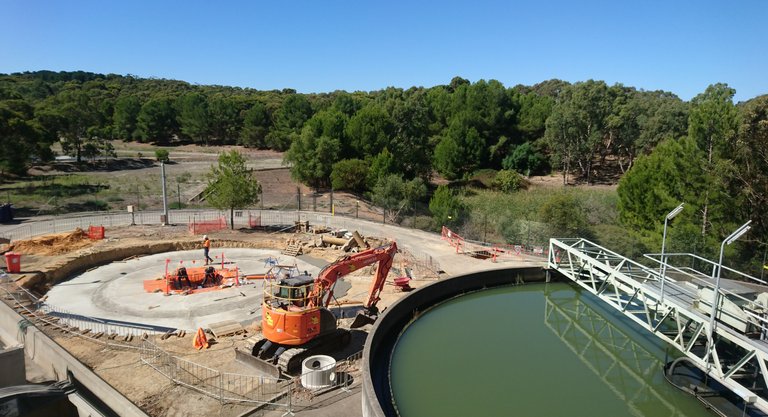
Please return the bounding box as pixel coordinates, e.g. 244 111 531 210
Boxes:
659 203 684 310
707 221 752 349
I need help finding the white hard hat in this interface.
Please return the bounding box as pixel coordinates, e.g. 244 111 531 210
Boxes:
203 235 208 239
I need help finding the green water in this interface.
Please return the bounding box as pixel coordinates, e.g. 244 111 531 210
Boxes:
389 283 707 417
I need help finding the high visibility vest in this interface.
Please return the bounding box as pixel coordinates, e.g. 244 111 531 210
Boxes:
204 239 210 249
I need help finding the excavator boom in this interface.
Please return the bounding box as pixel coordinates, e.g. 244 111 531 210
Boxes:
309 242 398 309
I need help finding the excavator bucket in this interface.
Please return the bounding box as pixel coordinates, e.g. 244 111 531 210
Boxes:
350 311 377 328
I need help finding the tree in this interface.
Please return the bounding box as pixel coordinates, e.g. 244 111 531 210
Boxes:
331 159 368 192
544 80 611 184
0 98 40 175
266 94 313 151
433 113 485 179
732 95 768 254
514 92 553 142
208 94 240 143
345 103 393 157
688 84 739 237
389 94 433 179
205 150 261 229
283 110 345 188
42 88 99 163
429 185 465 229
176 92 209 144
136 97 177 144
371 174 427 223
155 149 170 162
240 101 270 148
112 95 141 140
502 141 548 176
617 137 712 253
366 148 397 188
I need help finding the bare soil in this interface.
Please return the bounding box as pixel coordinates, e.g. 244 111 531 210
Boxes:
3 223 430 417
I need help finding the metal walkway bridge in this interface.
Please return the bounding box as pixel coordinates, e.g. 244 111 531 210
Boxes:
548 238 768 413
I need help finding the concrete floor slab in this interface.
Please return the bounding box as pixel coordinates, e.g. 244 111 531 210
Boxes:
44 249 329 331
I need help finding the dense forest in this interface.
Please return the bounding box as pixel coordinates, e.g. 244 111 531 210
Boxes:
0 71 766 271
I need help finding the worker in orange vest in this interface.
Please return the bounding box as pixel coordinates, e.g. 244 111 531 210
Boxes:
203 235 214 265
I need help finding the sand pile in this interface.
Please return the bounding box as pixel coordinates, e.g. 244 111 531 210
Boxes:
11 228 94 255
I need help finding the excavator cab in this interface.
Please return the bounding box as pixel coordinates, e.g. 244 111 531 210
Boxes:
269 274 314 309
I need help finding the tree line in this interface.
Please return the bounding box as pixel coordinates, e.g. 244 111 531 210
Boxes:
1 71 693 182
0 70 766 269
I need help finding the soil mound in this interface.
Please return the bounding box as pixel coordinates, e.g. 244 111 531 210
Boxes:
11 228 94 255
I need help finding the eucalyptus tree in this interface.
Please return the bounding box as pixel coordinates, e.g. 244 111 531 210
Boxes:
205 150 261 229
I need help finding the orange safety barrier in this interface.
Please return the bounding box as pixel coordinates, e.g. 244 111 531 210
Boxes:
88 225 105 240
193 327 209 350
441 225 549 261
144 264 240 294
248 214 261 228
188 217 227 234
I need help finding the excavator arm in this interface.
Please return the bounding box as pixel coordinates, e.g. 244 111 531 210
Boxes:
308 241 398 309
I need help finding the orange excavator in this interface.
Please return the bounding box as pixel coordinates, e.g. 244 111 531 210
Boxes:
237 241 398 377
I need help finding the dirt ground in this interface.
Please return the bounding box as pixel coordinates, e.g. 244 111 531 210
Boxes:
3 223 432 417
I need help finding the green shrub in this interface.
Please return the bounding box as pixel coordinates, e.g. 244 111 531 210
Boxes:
155 149 170 162
492 170 523 193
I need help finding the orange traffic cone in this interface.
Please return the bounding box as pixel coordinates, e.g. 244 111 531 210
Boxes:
193 327 209 350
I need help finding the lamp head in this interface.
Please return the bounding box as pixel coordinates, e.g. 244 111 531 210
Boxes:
666 203 685 221
725 221 752 245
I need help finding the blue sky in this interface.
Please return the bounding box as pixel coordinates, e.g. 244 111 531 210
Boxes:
1 0 766 101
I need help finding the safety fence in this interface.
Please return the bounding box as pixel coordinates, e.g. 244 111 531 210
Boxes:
139 340 291 406
441 225 548 261
0 209 443 276
0 281 160 349
188 216 227 235
139 339 362 411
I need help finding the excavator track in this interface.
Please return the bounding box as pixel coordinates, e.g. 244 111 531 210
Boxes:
276 328 351 375
237 329 352 378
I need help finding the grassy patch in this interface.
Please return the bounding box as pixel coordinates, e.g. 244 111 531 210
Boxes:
458 186 620 246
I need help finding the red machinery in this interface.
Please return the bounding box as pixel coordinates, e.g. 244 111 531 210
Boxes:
237 241 398 376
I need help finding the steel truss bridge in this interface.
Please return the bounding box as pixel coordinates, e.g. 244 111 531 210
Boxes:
548 238 768 413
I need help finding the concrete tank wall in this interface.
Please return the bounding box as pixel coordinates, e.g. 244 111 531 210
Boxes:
0 301 149 417
361 267 548 417
0 344 26 388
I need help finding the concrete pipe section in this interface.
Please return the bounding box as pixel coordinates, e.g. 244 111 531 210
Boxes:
44 249 325 332
301 355 337 389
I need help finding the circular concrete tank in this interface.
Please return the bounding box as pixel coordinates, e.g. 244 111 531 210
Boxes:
361 267 709 417
301 355 337 389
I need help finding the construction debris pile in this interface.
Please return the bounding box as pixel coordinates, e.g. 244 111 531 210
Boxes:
282 225 386 259
9 228 95 255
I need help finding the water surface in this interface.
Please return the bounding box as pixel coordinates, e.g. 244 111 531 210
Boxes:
389 282 706 417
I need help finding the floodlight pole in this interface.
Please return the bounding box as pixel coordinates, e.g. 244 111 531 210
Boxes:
659 203 684 311
706 220 752 361
161 162 169 225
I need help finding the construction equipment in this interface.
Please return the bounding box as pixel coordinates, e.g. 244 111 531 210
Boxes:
237 241 398 377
